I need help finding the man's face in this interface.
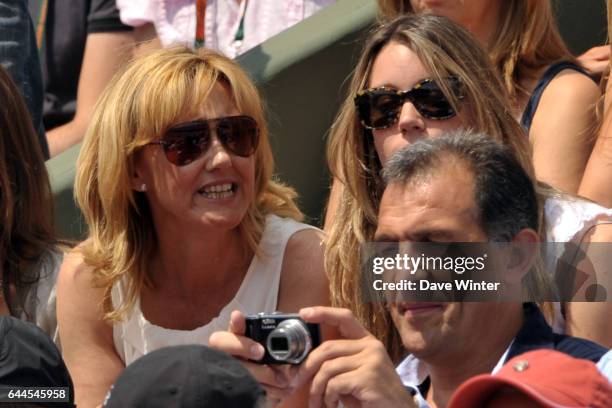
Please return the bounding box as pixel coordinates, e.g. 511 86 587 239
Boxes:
375 163 514 361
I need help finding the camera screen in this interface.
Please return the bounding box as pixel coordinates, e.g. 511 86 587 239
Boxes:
270 337 289 352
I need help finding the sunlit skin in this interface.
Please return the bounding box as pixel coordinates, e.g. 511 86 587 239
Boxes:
369 42 465 164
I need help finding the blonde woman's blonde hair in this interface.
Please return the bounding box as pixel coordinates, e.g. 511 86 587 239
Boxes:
76 47 302 321
376 0 573 101
326 15 552 362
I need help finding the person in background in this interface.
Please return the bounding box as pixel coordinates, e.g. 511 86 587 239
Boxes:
376 0 600 195
377 0 611 77
579 0 612 208
0 65 62 339
0 0 47 158
324 15 612 366
57 46 328 407
116 0 336 58
29 0 134 157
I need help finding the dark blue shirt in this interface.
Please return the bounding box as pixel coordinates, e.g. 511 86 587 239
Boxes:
397 303 608 407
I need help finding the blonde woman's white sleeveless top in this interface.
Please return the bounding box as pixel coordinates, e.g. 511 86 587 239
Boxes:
111 214 318 365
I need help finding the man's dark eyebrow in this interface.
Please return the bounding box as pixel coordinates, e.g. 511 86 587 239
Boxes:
375 229 455 243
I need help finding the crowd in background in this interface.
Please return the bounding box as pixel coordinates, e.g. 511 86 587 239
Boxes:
1 1 612 407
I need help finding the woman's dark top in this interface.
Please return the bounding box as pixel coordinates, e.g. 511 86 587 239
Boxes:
520 61 595 133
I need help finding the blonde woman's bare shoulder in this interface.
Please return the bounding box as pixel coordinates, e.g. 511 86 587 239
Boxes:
57 240 124 407
278 228 329 310
285 227 325 264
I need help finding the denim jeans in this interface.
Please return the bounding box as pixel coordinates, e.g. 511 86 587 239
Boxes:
0 0 48 159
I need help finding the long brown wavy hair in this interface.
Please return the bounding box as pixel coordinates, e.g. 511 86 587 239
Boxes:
0 66 59 318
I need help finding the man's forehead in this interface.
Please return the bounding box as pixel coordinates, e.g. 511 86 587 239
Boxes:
386 167 475 211
377 166 478 238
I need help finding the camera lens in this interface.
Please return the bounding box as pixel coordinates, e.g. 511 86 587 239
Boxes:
270 337 289 351
266 319 312 364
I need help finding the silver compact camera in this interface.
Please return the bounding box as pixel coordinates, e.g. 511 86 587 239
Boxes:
245 312 321 365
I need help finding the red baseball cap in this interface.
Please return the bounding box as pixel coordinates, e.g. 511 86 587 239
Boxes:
448 350 612 408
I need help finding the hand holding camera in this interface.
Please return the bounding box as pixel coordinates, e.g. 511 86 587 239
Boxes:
293 307 417 408
244 312 321 365
210 307 415 408
208 310 314 405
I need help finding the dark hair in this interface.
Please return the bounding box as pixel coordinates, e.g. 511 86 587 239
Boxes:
382 130 539 241
0 65 58 317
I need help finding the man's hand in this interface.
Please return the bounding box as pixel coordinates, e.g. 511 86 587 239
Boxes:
295 307 416 408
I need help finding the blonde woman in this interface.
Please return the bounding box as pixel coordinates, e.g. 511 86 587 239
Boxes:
376 0 600 195
57 47 328 407
0 65 62 338
324 15 612 364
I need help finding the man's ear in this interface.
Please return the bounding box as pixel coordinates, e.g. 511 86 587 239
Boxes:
504 228 539 284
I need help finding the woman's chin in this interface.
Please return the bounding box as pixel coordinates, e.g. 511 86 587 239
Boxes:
193 211 246 232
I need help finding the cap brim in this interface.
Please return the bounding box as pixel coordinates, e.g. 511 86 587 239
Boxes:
448 373 571 408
